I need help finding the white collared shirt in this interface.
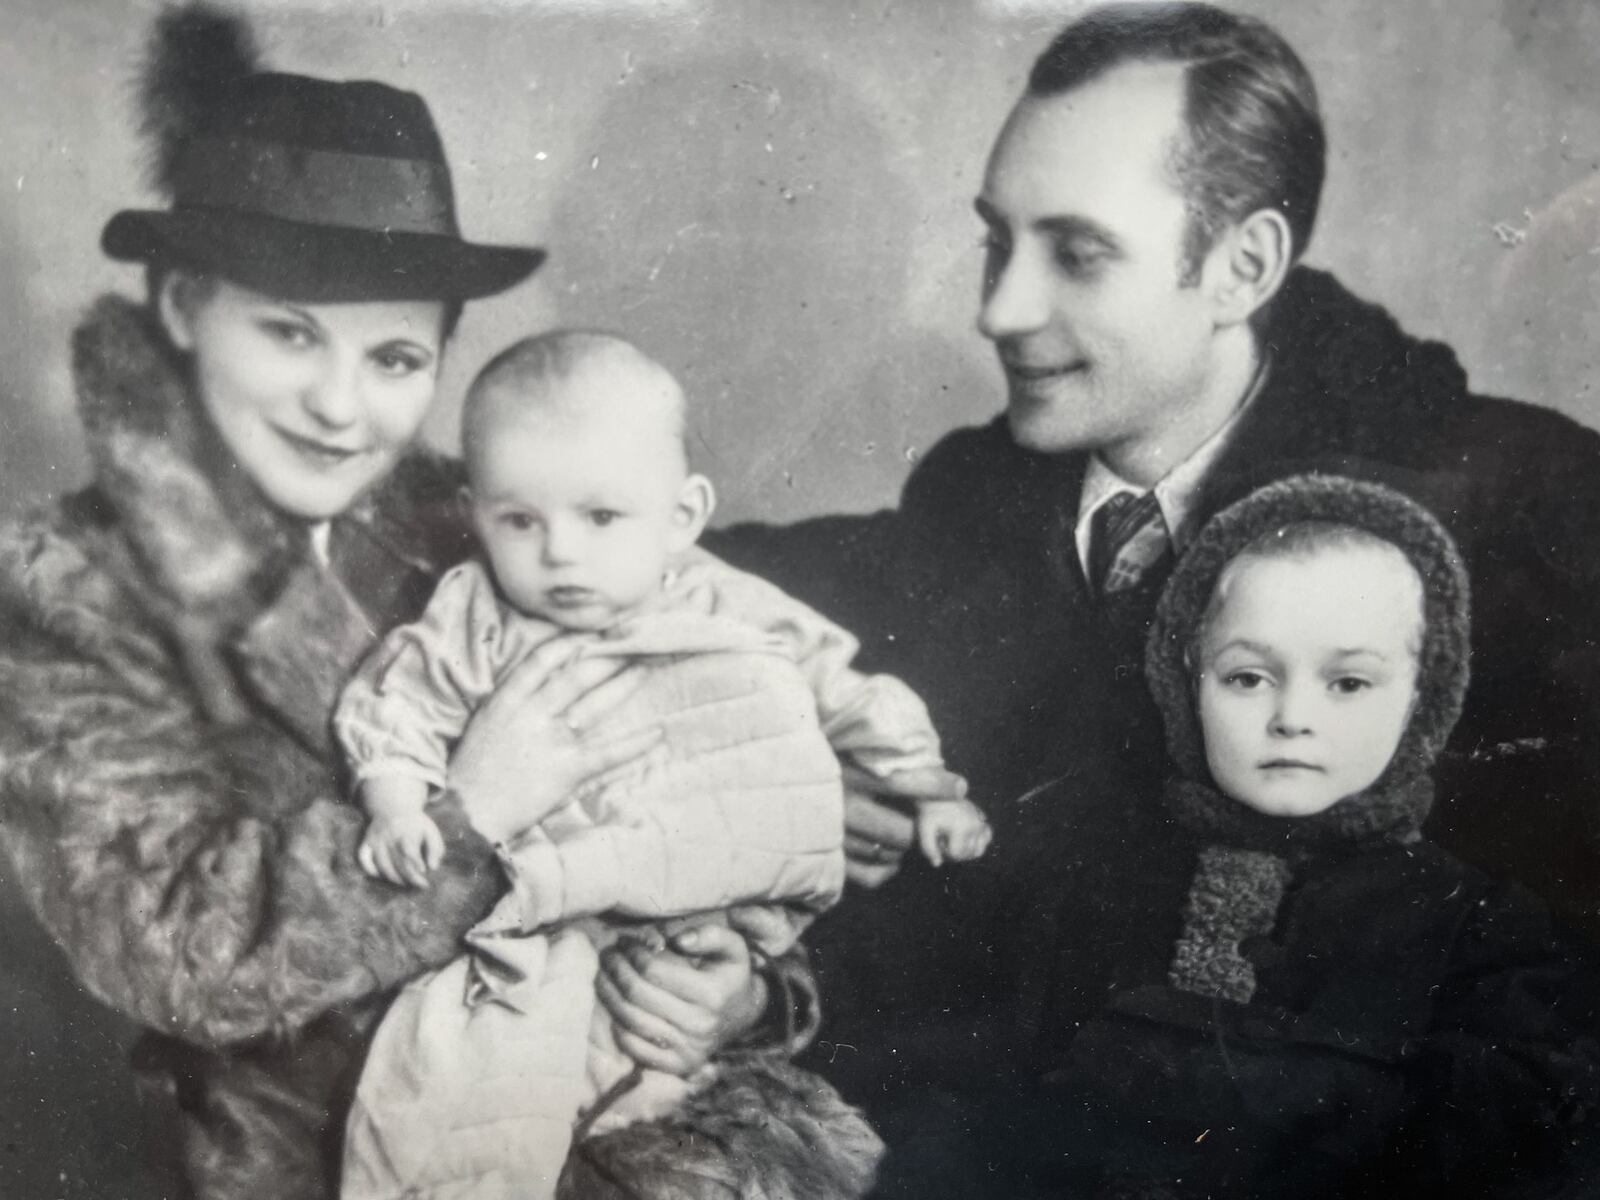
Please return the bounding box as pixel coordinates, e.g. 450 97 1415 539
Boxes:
310 521 333 567
1073 361 1269 574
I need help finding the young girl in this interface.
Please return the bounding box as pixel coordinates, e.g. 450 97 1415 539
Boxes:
335 331 987 1200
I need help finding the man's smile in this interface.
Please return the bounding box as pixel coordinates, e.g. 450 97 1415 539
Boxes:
1001 358 1088 384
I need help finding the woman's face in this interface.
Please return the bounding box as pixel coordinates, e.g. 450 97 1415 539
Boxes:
159 274 446 521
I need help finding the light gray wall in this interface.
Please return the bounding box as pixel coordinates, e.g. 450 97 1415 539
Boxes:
2 0 1598 529
1 2 1597 1195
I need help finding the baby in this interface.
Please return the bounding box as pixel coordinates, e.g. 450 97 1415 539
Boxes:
1047 475 1600 1198
335 331 988 1200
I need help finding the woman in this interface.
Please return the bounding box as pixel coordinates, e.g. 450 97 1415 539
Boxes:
0 8 880 1199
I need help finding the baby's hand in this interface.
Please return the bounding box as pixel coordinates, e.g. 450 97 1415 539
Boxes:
915 793 992 868
358 810 445 889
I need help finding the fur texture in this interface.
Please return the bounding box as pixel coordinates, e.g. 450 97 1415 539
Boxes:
141 3 259 194
0 294 881 1200
1167 845 1291 1003
561 1056 883 1200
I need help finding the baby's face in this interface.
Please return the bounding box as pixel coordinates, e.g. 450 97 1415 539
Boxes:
469 390 702 631
1194 542 1422 818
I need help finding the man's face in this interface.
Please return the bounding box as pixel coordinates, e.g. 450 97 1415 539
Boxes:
975 64 1225 464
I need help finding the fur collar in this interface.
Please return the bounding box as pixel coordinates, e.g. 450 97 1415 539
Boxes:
69 294 471 736
72 294 303 636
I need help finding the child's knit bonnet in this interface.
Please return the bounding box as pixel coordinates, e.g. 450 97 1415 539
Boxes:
1144 473 1471 1002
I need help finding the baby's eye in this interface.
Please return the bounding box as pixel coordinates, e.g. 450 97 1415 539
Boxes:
588 509 622 528
1330 676 1371 695
371 346 431 377
499 512 537 532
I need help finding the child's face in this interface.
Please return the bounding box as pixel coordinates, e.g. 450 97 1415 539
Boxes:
1194 542 1422 818
469 385 709 631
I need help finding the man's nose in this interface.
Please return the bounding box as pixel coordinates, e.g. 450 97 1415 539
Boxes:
977 245 1050 341
302 356 364 429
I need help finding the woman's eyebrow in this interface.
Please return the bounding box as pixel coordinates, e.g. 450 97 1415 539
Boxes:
278 303 324 331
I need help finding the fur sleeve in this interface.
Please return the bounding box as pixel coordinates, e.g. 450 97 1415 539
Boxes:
0 511 501 1050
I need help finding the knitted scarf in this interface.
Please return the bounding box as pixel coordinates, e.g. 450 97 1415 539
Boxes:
1144 474 1472 1003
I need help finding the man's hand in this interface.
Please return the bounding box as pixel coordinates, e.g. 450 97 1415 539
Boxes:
595 921 766 1077
842 764 970 888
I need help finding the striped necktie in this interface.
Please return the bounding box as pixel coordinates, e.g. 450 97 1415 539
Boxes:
1088 490 1171 595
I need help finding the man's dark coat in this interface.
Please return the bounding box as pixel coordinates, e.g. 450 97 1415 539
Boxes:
712 268 1600 1158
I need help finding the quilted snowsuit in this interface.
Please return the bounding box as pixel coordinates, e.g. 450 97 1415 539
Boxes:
337 554 940 1199
0 295 886 1200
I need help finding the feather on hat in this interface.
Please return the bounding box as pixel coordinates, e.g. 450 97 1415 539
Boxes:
140 3 260 196
103 2 543 302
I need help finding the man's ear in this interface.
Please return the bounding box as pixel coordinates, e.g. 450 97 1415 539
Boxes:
668 473 716 551
1205 207 1293 329
156 271 200 352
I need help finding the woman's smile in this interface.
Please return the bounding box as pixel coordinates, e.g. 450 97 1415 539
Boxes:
271 424 371 468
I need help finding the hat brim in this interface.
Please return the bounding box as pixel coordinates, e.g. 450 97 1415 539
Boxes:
103 207 544 303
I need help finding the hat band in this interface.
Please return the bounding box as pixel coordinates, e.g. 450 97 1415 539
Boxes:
171 135 457 236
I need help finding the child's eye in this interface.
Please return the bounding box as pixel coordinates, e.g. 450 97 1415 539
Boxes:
1222 670 1268 691
499 512 536 532
588 509 622 528
1330 676 1371 695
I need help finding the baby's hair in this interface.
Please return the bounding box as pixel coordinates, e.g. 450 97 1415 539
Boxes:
462 329 686 473
1192 520 1425 668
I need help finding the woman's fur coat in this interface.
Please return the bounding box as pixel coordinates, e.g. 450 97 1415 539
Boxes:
0 295 882 1200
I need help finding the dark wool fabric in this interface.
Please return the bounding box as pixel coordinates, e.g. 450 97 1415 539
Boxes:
711 267 1600 1198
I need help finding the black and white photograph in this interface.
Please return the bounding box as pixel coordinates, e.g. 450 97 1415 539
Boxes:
2 1 1599 1196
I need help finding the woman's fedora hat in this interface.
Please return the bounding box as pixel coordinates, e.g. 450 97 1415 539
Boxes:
103 5 543 303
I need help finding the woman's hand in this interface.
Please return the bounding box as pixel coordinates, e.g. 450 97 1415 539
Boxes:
596 922 768 1077
449 638 662 844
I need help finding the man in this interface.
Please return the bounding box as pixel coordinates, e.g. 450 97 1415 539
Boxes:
716 1 1600 1191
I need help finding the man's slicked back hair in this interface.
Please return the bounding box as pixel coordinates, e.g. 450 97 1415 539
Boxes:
1029 1 1325 277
